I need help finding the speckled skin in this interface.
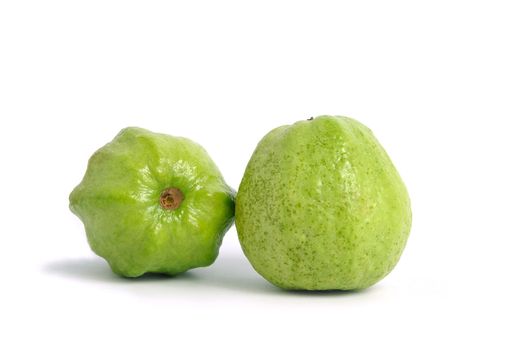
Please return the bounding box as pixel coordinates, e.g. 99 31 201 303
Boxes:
236 116 411 290
70 127 235 277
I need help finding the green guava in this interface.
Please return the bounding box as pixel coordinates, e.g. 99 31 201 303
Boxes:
69 127 235 277
236 116 411 290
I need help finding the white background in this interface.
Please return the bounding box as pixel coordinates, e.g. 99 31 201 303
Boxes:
1 1 524 349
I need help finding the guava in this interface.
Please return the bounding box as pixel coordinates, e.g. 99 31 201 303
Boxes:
69 127 235 277
236 116 411 290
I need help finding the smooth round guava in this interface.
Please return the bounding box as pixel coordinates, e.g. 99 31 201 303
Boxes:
236 116 411 290
70 127 235 277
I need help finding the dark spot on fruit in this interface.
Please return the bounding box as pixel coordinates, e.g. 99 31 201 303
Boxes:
160 187 184 210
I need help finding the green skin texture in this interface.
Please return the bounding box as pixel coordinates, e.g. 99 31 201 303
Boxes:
236 116 411 290
70 127 235 277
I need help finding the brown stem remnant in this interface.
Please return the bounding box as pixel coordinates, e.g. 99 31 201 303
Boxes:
160 187 184 210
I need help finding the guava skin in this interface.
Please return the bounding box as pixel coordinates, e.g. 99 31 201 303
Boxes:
236 116 411 290
70 127 235 277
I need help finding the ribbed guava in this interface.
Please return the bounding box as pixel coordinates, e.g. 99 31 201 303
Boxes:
236 116 411 290
70 127 235 277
